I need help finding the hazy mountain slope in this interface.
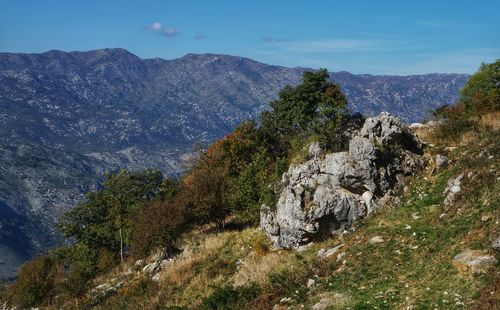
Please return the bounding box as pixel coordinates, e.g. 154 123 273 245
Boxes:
0 48 468 279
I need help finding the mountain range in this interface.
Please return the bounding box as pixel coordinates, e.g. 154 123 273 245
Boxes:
0 48 468 279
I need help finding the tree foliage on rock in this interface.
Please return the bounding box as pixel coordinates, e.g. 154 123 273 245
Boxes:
261 69 348 152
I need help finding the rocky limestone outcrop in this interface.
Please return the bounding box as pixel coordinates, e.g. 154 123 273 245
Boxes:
261 113 424 248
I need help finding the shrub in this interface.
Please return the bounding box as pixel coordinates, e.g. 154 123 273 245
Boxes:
57 244 98 299
433 59 500 142
227 150 277 224
8 255 59 308
251 232 270 257
198 284 261 310
96 248 117 273
460 59 500 115
131 199 188 258
183 153 230 230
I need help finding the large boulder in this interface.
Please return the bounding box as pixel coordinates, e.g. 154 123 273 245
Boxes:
261 113 424 248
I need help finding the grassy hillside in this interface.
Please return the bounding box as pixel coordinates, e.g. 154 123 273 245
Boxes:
41 113 497 310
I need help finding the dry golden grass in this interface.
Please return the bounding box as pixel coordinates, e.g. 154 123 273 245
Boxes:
233 251 293 287
150 229 271 307
480 111 500 129
413 126 436 143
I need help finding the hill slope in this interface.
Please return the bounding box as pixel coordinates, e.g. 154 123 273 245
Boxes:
0 48 468 279
73 118 499 310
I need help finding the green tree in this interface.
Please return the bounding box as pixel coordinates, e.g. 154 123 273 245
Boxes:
460 59 500 114
227 150 277 224
56 244 97 300
58 169 164 264
261 69 348 152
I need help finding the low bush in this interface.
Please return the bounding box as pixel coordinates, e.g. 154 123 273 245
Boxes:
8 255 59 308
198 284 261 310
131 199 188 258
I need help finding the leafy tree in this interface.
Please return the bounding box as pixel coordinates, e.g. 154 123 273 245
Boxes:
433 60 499 140
58 169 164 263
261 69 348 152
460 59 499 114
56 244 97 300
131 199 188 258
227 150 277 224
183 153 230 231
268 69 346 132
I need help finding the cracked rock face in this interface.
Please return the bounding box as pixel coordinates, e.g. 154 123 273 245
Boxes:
261 113 424 248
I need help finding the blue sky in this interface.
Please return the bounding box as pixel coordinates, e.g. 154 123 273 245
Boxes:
0 0 498 75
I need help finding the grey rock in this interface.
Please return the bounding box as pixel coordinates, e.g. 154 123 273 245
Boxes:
425 120 439 127
492 236 500 252
362 191 375 214
317 244 344 258
312 293 349 310
142 262 159 274
134 259 145 268
452 250 497 274
443 173 464 209
369 236 385 244
261 113 424 248
307 278 316 288
260 205 280 245
296 242 314 252
308 141 323 159
435 154 449 168
409 122 425 129
481 215 492 222
349 137 378 162
360 112 404 145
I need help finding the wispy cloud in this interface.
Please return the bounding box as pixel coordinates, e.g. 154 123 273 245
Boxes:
194 34 207 40
279 39 390 53
261 36 290 43
413 20 477 29
147 22 179 38
397 48 500 74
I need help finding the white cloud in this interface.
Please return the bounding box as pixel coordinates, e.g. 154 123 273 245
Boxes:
147 22 179 38
149 22 162 31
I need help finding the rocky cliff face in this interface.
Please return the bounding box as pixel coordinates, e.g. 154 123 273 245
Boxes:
0 48 466 279
261 113 424 248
